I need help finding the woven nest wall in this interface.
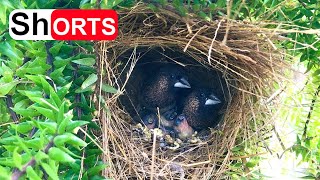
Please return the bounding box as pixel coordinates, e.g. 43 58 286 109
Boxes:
95 4 286 179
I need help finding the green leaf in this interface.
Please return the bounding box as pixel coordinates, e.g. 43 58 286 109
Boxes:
101 0 124 9
72 58 96 66
41 162 59 180
0 166 11 179
57 110 73 134
12 107 40 117
34 121 57 134
18 90 42 98
216 0 226 7
80 0 90 6
312 69 320 77
53 57 72 68
101 83 118 94
0 63 14 82
0 81 19 96
75 85 94 93
54 133 87 147
297 135 301 145
26 166 42 180
60 147 82 159
66 121 89 132
12 122 33 134
20 91 59 111
13 147 22 170
50 88 62 107
0 0 14 9
231 146 242 152
305 138 311 148
49 41 64 56
0 136 17 144
50 66 65 81
0 6 7 25
36 0 57 8
57 82 72 99
87 163 108 176
18 40 33 50
0 42 22 63
41 76 54 96
147 4 157 11
209 4 216 11
25 75 52 95
263 0 271 4
29 98 59 112
25 138 43 149
0 165 11 179
159 0 167 6
81 74 97 90
33 106 55 120
16 138 32 155
0 157 15 167
35 151 49 162
48 147 76 163
56 101 65 124
245 161 256 168
198 11 211 21
192 4 200 12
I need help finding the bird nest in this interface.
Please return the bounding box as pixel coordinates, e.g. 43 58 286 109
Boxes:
95 4 287 179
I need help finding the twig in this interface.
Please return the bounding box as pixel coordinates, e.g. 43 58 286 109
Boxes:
273 125 286 151
278 145 295 159
78 126 88 180
159 152 268 167
302 84 320 140
222 0 233 45
12 159 36 180
22 57 31 65
266 85 286 103
69 41 83 125
184 25 207 52
297 0 307 8
241 158 250 176
5 95 19 123
208 20 222 65
150 108 160 180
0 29 9 37
96 0 101 9
45 42 54 77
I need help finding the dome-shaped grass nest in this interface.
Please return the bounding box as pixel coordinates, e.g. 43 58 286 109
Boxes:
95 4 287 179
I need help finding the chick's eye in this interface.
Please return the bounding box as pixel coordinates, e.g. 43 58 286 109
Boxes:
170 75 175 79
200 93 205 97
147 119 153 124
175 120 181 126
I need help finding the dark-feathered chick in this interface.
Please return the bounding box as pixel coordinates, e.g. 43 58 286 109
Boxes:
179 88 224 130
141 64 191 113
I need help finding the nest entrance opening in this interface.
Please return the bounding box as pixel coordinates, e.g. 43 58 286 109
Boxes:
118 47 234 138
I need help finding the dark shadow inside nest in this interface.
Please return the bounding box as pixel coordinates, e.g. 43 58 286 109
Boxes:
117 47 236 141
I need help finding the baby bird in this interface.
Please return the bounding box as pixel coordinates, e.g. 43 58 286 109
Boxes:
141 64 191 113
141 112 159 129
179 88 224 130
140 108 177 130
174 115 195 141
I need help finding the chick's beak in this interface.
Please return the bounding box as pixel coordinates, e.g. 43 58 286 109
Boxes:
205 94 221 105
174 77 191 89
